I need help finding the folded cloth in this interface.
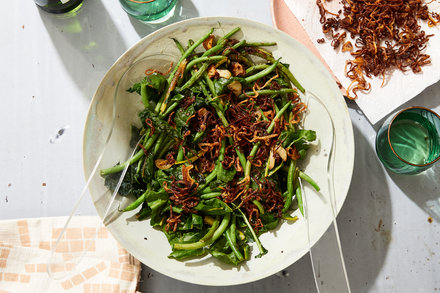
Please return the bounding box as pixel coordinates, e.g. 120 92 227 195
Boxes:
0 216 141 293
282 0 440 124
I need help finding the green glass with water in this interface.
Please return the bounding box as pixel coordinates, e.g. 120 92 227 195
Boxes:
376 107 440 174
119 0 177 22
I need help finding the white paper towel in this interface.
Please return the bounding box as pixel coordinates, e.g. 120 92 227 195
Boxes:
284 0 440 124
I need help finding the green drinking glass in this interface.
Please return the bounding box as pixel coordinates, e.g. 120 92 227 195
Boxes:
119 0 177 22
375 106 440 174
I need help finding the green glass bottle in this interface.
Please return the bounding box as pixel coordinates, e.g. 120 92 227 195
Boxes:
34 0 84 14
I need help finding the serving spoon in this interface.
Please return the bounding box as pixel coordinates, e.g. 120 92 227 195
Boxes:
302 91 351 293
47 54 176 280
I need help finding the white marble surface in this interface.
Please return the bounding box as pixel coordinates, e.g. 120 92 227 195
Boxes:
1 1 439 292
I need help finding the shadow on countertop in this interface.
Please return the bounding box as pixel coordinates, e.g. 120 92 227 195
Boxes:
129 0 199 38
38 0 129 101
337 121 392 293
384 80 440 223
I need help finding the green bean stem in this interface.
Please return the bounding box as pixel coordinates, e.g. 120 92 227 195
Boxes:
235 206 267 257
171 38 185 55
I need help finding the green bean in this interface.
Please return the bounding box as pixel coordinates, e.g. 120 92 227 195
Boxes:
176 145 184 162
171 38 185 55
252 199 265 215
217 26 241 44
235 206 267 257
244 60 279 83
157 137 176 159
243 142 260 181
244 102 291 180
218 138 226 162
155 28 215 113
211 212 231 242
267 101 291 133
223 39 246 56
140 83 150 109
299 171 320 191
257 107 269 121
239 88 295 99
198 186 221 194
185 56 226 73
193 130 205 142
225 216 244 261
204 74 217 98
200 192 222 199
283 160 297 213
122 190 148 212
246 47 305 93
100 132 159 176
267 161 284 177
180 62 210 90
296 185 304 216
245 64 270 75
197 167 218 191
202 39 228 57
245 42 277 47
159 101 179 119
152 133 165 156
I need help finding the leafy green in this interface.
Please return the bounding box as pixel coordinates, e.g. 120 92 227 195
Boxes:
103 164 144 198
127 72 167 97
216 164 236 183
194 199 233 215
279 129 316 158
169 249 206 260
138 107 178 139
174 104 195 128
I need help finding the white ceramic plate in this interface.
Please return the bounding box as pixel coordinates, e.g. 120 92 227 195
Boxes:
83 17 354 286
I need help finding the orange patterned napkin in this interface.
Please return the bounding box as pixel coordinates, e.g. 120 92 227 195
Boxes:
0 216 141 293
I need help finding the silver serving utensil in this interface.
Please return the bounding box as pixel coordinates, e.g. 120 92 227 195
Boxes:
302 91 351 293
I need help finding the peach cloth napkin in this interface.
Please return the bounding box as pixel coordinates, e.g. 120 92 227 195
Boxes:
0 216 141 293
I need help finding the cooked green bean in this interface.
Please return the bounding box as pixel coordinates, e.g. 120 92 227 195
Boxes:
101 27 319 266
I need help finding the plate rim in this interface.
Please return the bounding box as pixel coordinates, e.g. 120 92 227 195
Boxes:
83 16 355 286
